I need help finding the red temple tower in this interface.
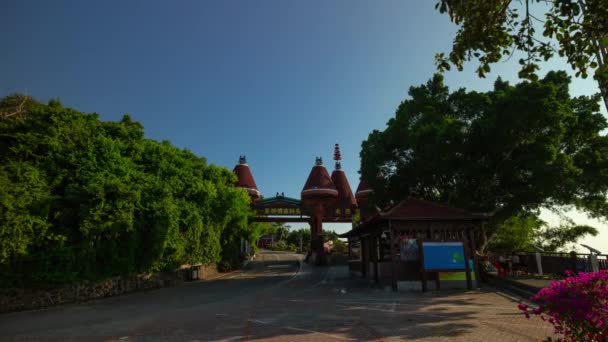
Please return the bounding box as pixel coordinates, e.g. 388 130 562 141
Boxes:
330 144 357 217
301 156 337 264
233 155 261 201
355 179 374 221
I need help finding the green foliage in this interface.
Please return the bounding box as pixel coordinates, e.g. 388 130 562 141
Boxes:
285 228 310 251
332 239 348 255
537 224 598 252
0 95 253 287
487 213 544 253
360 73 608 249
487 213 598 253
272 223 290 242
271 240 297 252
435 0 608 110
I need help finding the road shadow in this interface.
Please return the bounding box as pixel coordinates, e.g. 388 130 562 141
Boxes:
0 255 548 341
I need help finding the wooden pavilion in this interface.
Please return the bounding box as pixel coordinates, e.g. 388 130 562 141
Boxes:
341 198 489 291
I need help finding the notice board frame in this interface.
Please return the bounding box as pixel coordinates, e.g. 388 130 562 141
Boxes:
417 239 472 291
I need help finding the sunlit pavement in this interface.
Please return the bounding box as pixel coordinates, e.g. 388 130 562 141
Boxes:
0 250 553 341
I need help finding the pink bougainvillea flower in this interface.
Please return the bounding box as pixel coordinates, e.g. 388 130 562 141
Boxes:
518 270 608 341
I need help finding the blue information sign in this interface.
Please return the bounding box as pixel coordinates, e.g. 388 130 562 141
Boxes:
422 242 466 270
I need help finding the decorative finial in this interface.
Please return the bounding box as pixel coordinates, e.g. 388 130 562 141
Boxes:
239 155 246 164
315 156 323 166
334 144 342 169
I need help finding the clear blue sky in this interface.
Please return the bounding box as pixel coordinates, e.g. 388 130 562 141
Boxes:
1 1 606 247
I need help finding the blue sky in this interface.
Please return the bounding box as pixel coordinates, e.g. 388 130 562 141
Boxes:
1 0 606 248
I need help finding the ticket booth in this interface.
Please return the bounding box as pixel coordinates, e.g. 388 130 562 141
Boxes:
342 198 489 291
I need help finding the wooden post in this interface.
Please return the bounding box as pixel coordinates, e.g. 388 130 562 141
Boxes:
389 220 397 291
418 238 427 292
372 234 379 283
361 237 367 278
464 237 472 290
468 227 480 288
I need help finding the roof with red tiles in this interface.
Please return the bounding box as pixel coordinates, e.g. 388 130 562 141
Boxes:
380 198 478 220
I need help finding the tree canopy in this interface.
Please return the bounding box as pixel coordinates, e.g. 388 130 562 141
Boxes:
360 72 608 248
0 95 254 287
487 212 598 252
435 0 608 111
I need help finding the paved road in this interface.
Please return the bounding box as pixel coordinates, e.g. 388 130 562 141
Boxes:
0 251 553 341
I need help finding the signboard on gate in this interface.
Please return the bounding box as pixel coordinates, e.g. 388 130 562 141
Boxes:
422 242 466 271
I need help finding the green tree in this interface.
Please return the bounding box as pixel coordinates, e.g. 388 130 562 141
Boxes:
286 228 311 252
487 213 544 253
0 95 253 287
537 223 598 252
435 0 608 111
487 213 598 252
360 72 608 250
273 223 290 242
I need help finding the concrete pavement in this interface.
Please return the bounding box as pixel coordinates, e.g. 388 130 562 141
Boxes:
0 251 553 341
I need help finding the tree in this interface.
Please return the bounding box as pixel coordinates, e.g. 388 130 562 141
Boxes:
286 228 311 252
537 223 598 252
273 223 290 242
487 213 598 252
435 0 608 111
487 213 544 252
360 72 608 249
0 95 253 287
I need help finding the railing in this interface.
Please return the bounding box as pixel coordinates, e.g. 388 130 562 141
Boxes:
486 252 608 277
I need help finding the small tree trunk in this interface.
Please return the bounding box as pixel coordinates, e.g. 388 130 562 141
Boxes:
478 223 489 254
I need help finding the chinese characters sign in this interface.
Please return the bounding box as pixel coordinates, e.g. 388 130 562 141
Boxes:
261 207 301 215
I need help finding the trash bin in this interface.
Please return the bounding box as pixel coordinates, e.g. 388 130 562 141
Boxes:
188 266 199 281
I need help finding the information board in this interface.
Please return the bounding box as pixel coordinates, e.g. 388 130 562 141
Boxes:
422 242 466 271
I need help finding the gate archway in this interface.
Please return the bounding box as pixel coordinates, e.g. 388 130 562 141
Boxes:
233 145 372 264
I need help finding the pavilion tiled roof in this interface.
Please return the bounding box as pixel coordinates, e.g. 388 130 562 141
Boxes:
380 198 479 220
339 198 488 238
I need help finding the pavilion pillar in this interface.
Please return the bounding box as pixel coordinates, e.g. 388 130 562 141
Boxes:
372 235 379 283
468 226 480 288
389 220 397 291
464 234 473 290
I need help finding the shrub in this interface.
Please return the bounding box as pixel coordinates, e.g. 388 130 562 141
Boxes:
0 95 254 287
271 241 297 252
518 270 608 341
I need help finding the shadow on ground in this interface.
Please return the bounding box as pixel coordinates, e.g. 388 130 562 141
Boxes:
0 251 551 341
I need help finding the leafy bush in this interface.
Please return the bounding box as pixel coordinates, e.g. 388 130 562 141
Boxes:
332 239 348 255
217 259 240 273
0 95 254 287
519 270 608 341
271 241 297 252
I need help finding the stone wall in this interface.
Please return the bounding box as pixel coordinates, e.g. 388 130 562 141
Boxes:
0 264 220 314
